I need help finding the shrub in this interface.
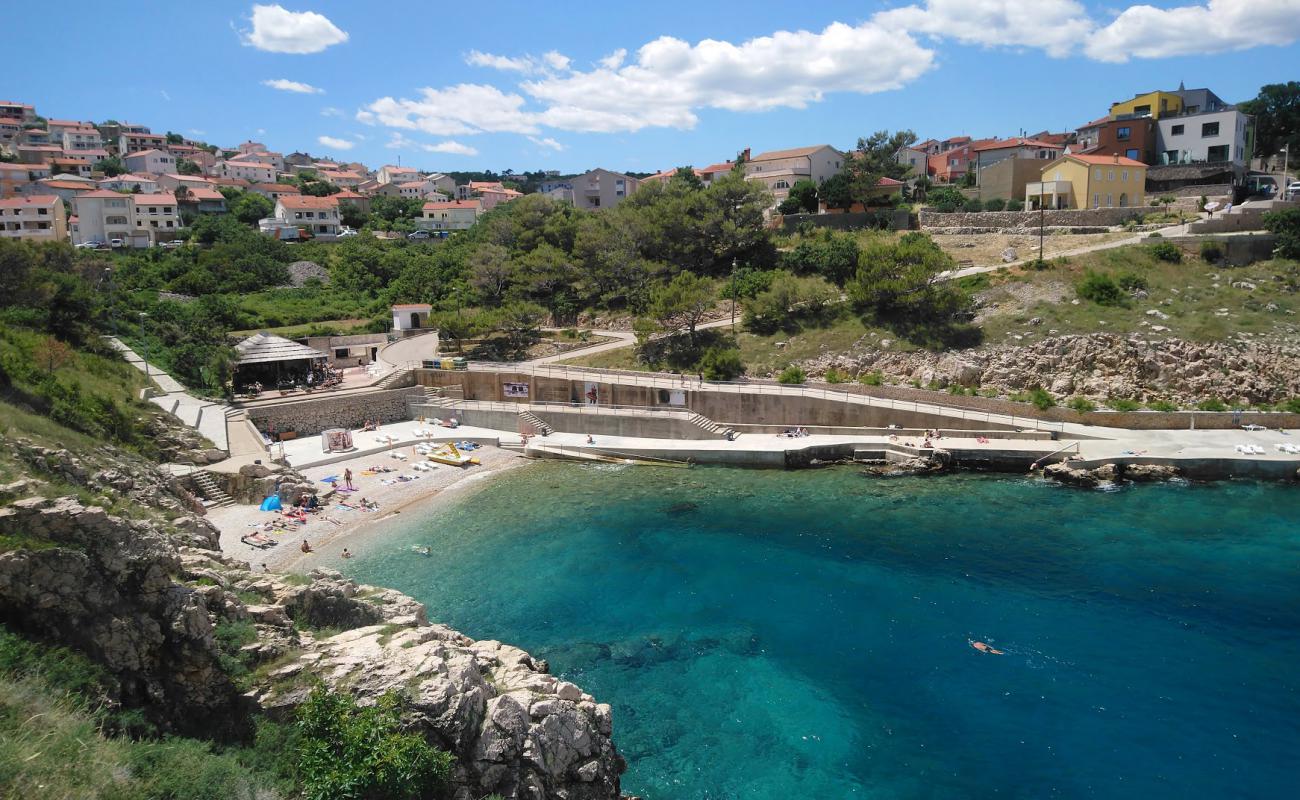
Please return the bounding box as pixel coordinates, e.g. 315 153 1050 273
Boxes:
1199 240 1224 263
1147 399 1179 412
1196 397 1227 412
697 346 744 381
1148 242 1182 263
1028 387 1055 410
1281 398 1300 414
1262 207 1300 259
824 367 847 384
962 197 984 213
1116 272 1148 292
297 686 453 800
1006 199 1024 211
927 187 966 213
1067 396 1096 413
983 198 1006 211
1076 271 1126 306
859 370 883 386
1108 398 1141 412
777 365 806 384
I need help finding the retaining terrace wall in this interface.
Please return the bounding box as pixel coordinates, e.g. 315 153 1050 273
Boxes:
245 386 426 438
919 208 1143 229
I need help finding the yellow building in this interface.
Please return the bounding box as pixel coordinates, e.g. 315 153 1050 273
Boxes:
1025 155 1146 210
1109 90 1183 120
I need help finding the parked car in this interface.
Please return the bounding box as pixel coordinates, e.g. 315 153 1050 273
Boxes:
109 238 125 248
407 230 432 240
160 239 186 249
74 241 97 249
337 228 358 238
1287 180 1300 200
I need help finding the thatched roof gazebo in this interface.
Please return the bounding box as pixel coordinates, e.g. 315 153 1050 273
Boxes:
233 333 328 388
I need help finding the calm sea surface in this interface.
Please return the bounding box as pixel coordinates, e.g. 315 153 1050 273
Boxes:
342 464 1300 799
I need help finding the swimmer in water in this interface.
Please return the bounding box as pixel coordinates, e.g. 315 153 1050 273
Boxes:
970 640 1004 655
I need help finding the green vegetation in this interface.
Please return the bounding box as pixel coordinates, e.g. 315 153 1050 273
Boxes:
1263 207 1300 260
860 370 884 386
1147 399 1179 412
698 346 744 381
1108 398 1142 412
777 365 806 384
1196 397 1228 412
1067 396 1096 413
1199 240 1224 263
1148 241 1183 263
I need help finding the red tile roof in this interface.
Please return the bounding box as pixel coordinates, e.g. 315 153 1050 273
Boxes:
40 180 93 190
973 137 1064 152
126 149 172 159
182 187 224 201
76 190 132 199
278 195 339 210
0 194 59 208
251 183 300 193
134 193 178 205
423 200 480 211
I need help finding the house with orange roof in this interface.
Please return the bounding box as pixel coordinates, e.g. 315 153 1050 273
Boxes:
317 168 364 188
131 192 181 244
249 182 302 202
16 144 63 165
0 116 22 145
477 185 522 211
33 175 94 204
98 173 161 194
333 189 370 216
230 149 285 172
156 173 215 191
175 186 227 215
55 124 103 152
418 199 480 233
71 190 179 246
1027 154 1147 210
0 194 67 242
49 158 94 179
213 157 276 184
0 101 37 124
268 195 340 240
377 164 420 185
973 138 1065 173
743 145 844 202
0 162 43 198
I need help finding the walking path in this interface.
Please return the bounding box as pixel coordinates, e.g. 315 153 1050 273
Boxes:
107 337 229 450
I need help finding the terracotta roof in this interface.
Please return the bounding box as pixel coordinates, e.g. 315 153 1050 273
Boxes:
749 145 837 162
973 137 1064 152
18 144 63 152
126 149 171 159
0 195 59 208
211 177 251 187
99 173 156 184
251 183 300 192
124 132 166 139
1062 154 1147 167
0 163 32 172
181 187 224 201
134 192 178 205
278 195 339 210
39 180 92 190
468 181 503 189
876 177 903 186
423 200 480 211
333 190 365 199
1078 116 1110 129
76 190 132 199
397 181 426 188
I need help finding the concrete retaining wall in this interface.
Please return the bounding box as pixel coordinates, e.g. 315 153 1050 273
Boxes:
920 208 1143 229
247 386 426 438
412 400 724 440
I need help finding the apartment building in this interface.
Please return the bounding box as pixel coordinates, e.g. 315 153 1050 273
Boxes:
58 124 103 152
271 195 340 239
131 192 182 243
98 173 160 193
1155 108 1253 167
377 164 420 185
213 158 277 184
123 149 177 175
117 132 168 155
248 182 302 202
418 199 480 232
72 190 136 245
744 145 843 201
0 101 37 124
569 168 640 210
973 138 1063 173
0 195 67 242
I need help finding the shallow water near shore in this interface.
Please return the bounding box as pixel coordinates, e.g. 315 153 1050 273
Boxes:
343 464 1300 799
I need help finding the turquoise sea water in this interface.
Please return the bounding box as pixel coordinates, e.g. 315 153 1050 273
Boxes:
343 465 1300 799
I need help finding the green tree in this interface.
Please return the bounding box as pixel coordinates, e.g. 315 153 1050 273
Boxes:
338 202 366 229
1239 81 1300 163
1263 207 1300 259
818 172 854 210
671 166 704 190
781 230 860 286
777 178 819 215
847 232 978 347
843 130 917 207
742 271 837 334
93 155 125 177
230 192 273 226
648 271 715 345
926 186 966 213
698 346 744 380
296 686 452 800
468 243 514 306
176 158 202 176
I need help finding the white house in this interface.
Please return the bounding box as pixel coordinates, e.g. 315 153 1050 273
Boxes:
156 173 217 191
60 125 103 152
391 303 433 332
72 190 137 245
744 145 844 202
117 132 168 155
214 158 277 184
97 173 160 194
123 149 177 176
272 195 340 239
377 165 420 185
1155 108 1252 167
131 192 182 244
230 150 285 172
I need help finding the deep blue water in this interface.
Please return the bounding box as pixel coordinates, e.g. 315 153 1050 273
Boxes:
342 465 1300 799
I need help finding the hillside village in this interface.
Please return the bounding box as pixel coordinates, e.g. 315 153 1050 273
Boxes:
1 83 1291 250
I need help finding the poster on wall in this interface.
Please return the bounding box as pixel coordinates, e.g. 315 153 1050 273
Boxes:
583 381 600 405
668 390 686 406
503 381 530 398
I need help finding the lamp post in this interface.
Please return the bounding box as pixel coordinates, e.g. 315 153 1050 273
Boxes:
730 256 738 335
1039 189 1046 264
1283 144 1290 192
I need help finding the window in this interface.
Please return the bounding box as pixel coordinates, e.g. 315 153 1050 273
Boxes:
1126 149 1140 161
1094 168 1102 180
1201 122 1219 137
1121 170 1128 182
1093 194 1100 208
1106 194 1113 207
1119 193 1128 207
1117 127 1131 141
1133 104 1151 117
1185 105 1199 114
773 180 790 189
1108 171 1115 181
334 348 349 359
1207 144 1229 162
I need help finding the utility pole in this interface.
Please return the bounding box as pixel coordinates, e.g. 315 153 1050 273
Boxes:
1039 190 1046 264
730 256 738 334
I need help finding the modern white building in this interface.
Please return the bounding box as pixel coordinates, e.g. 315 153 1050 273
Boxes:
72 190 137 245
1155 108 1253 167
59 125 103 152
117 132 168 155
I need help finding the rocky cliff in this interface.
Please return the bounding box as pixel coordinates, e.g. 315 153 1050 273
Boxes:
0 433 625 799
799 334 1300 405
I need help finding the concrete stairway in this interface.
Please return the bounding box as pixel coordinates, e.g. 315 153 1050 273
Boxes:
518 409 554 436
374 367 413 390
190 470 234 508
687 412 736 440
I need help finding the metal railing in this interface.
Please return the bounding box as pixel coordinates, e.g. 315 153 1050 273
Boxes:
405 360 1067 434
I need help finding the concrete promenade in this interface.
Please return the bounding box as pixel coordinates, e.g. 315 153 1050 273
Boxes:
108 337 230 450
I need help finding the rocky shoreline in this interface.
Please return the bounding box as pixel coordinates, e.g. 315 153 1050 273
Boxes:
798 333 1300 406
0 435 625 799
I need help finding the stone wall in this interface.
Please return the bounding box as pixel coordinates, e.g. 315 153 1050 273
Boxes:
920 207 1144 229
246 386 426 438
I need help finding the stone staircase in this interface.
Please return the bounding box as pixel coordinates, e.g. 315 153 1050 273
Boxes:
518 409 554 436
190 470 234 508
687 412 736 440
374 367 413 390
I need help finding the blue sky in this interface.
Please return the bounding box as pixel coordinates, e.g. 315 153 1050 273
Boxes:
4 1 1299 173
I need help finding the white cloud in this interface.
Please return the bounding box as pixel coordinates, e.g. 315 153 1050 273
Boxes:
358 84 540 135
873 0 1093 58
317 135 354 150
263 78 324 94
422 140 479 156
542 51 571 71
160 89 171 101
385 133 417 149
189 129 206 136
522 22 934 132
241 4 348 54
598 49 627 70
1085 0 1300 62
529 136 565 152
320 106 344 117
465 49 572 75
